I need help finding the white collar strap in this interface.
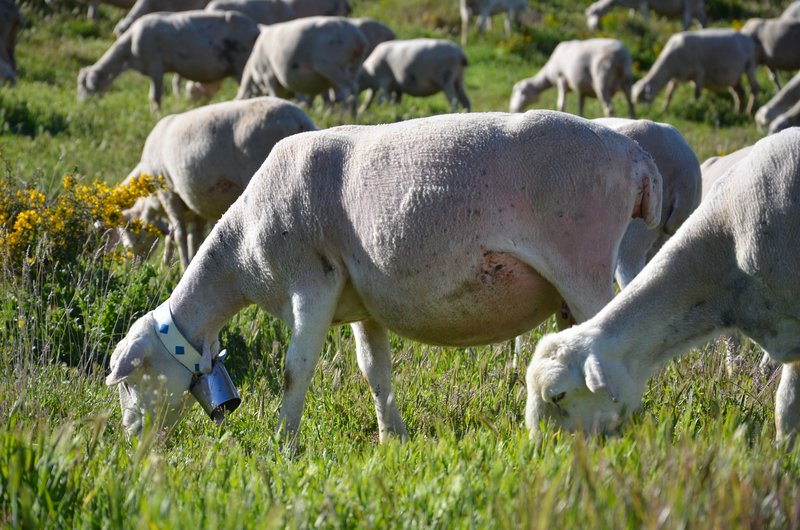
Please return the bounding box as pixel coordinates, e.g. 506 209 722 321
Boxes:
152 299 205 375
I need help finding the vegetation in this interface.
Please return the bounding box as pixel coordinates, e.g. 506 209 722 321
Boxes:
1 0 798 528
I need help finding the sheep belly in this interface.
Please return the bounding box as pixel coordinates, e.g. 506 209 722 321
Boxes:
337 251 562 346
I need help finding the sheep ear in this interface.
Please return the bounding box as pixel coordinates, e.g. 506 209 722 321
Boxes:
105 338 144 386
582 353 619 403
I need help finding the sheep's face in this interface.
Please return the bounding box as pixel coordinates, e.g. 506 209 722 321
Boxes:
106 314 195 437
77 67 110 101
509 82 537 113
525 332 643 435
632 79 653 104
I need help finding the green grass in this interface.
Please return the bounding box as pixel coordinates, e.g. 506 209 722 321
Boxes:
2 0 800 527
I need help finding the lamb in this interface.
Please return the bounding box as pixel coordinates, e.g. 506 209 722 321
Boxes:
459 0 527 45
755 70 800 131
204 0 351 25
740 17 800 90
526 128 800 441
78 11 260 111
235 16 367 110
119 97 317 269
113 0 209 37
509 38 635 118
633 29 760 115
357 39 470 113
585 0 707 31
0 0 23 86
105 110 663 440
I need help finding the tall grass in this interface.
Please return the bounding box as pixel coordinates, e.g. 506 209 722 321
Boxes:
2 0 800 527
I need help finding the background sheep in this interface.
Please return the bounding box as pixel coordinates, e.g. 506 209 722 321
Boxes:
121 97 317 268
509 38 635 118
740 17 800 90
585 0 707 31
755 70 800 131
77 11 260 111
235 16 367 111
357 38 470 113
633 29 760 114
106 111 662 440
113 0 209 37
0 0 23 86
459 0 527 45
526 128 800 440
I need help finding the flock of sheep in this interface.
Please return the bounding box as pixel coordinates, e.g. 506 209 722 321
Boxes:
3 0 800 444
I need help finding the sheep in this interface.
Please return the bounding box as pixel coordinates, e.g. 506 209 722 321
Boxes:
585 0 707 31
0 0 23 86
357 39 470 113
235 16 367 111
755 70 800 131
526 128 800 441
782 1 800 21
204 0 351 25
740 17 800 90
509 39 635 118
105 110 663 440
769 99 800 133
459 0 527 45
113 0 209 37
633 29 760 115
78 11 260 112
119 97 317 269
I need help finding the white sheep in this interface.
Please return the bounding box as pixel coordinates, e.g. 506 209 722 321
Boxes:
204 0 351 25
509 39 635 118
120 97 317 269
755 70 800 131
633 28 760 114
78 10 260 111
781 1 800 21
459 0 527 45
0 0 23 86
740 17 800 90
113 0 209 37
357 39 470 113
105 111 663 440
235 16 367 111
526 128 800 441
585 0 707 31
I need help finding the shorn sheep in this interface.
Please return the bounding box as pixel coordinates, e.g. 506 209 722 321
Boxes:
106 111 662 440
633 28 760 114
585 0 707 31
78 10 259 111
118 97 317 269
509 38 635 118
526 128 800 442
357 38 470 113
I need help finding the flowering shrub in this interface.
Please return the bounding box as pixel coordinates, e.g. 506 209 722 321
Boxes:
0 173 160 269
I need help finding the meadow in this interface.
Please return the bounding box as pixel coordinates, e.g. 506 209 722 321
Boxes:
2 0 799 527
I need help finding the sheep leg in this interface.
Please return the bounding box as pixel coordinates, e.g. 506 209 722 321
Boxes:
459 2 470 45
359 88 376 114
188 215 206 261
352 319 408 441
278 284 344 442
729 83 745 114
623 81 636 118
776 361 800 442
767 67 781 91
455 73 471 112
148 71 164 113
744 66 760 115
477 12 490 35
556 78 569 113
662 80 678 112
504 10 514 36
156 189 190 269
172 74 183 96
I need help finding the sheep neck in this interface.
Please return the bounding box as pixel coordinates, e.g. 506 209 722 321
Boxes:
92 32 133 83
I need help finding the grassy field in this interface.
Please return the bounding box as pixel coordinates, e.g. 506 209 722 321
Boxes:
2 0 799 528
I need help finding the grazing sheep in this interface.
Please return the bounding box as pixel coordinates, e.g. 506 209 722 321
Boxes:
78 11 260 111
633 29 760 114
769 99 800 133
509 38 635 118
459 0 527 45
205 0 351 25
585 0 707 31
121 97 317 269
235 16 367 110
740 17 800 90
113 0 209 37
782 1 800 21
755 70 800 131
105 111 663 440
526 128 800 441
0 0 23 86
357 39 470 113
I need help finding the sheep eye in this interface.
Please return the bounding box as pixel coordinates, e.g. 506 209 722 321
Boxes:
552 392 566 404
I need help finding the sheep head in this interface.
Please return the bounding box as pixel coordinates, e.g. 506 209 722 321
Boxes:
525 329 644 435
77 67 112 101
106 313 196 437
632 79 653 105
509 80 539 113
